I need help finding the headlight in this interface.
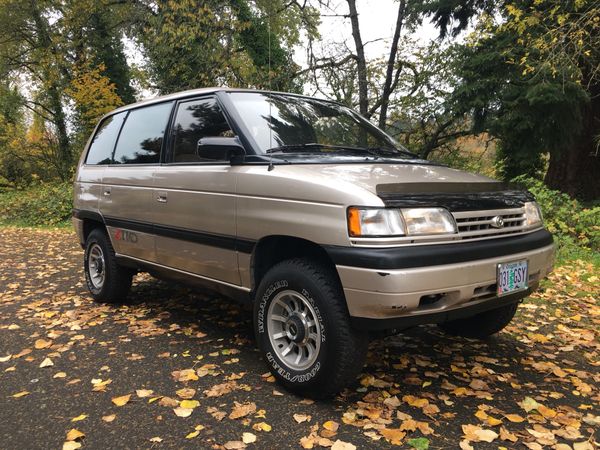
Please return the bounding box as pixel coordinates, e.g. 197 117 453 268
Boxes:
524 201 543 228
348 207 456 237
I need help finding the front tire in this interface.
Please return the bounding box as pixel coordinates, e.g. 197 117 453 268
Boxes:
438 302 519 338
84 228 133 303
254 258 368 398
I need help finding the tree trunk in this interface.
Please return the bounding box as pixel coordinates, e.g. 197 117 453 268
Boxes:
545 87 600 201
30 1 72 180
378 0 406 131
347 0 368 118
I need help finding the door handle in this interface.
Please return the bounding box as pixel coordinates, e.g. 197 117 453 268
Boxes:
103 187 111 196
156 191 168 203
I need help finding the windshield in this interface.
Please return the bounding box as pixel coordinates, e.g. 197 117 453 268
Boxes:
228 92 417 158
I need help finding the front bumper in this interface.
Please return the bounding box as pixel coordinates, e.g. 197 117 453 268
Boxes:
330 230 554 329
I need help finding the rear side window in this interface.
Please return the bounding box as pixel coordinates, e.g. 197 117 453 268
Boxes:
171 97 234 162
113 102 173 164
86 112 126 165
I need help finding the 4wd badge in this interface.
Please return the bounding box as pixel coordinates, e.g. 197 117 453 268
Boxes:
114 229 138 243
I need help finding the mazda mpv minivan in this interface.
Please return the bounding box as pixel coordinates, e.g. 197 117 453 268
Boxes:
73 88 554 397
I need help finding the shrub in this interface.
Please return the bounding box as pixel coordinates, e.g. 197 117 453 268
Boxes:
0 181 72 226
513 175 600 255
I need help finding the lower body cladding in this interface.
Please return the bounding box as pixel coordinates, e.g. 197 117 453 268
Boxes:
334 233 554 331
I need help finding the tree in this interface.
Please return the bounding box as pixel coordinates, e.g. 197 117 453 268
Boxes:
420 0 600 200
132 0 314 94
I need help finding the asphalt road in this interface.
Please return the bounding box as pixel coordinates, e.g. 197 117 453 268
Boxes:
0 227 597 449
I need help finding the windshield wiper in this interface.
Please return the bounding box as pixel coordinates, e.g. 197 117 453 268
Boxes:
366 146 420 159
265 143 367 154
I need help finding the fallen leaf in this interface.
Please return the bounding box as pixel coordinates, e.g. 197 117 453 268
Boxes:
294 413 312 424
39 357 54 368
323 421 339 432
62 442 81 450
34 339 52 349
54 372 67 379
242 432 257 444
71 414 87 422
174 407 193 418
102 414 116 423
111 394 131 407
252 422 272 432
229 402 256 420
66 429 85 441
136 389 154 398
12 391 29 398
176 388 196 399
331 440 356 450
179 399 200 409
505 414 526 423
407 437 429 450
223 441 246 449
380 428 406 445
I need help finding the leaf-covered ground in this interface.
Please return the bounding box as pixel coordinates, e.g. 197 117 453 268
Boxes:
0 227 598 450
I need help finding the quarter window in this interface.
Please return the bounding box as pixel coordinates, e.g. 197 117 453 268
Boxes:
113 102 173 164
171 98 234 163
85 112 126 165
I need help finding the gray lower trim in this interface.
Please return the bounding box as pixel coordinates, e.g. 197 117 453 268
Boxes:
115 253 251 292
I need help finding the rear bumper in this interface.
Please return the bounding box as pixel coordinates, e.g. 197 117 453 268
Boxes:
331 230 554 329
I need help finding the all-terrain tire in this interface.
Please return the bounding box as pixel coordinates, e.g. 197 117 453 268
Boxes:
254 258 368 398
84 228 134 303
438 302 519 338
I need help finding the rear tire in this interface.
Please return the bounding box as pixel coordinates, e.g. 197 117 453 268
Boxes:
438 302 519 338
254 258 368 398
84 228 133 303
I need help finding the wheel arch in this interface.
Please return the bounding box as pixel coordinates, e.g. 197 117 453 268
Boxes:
250 235 340 293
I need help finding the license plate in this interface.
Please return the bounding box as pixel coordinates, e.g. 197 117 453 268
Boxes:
497 260 528 296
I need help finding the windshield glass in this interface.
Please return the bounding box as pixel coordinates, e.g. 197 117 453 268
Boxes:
228 92 417 158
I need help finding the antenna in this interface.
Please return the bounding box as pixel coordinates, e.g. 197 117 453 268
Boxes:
267 9 274 171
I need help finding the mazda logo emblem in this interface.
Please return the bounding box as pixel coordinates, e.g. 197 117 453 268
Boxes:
490 216 504 228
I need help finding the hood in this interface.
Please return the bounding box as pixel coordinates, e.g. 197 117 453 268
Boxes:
296 163 499 195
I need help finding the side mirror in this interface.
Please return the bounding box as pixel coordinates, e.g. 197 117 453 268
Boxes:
196 136 245 162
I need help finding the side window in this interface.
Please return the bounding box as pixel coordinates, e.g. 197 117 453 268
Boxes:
171 97 234 163
113 102 173 164
85 112 126 164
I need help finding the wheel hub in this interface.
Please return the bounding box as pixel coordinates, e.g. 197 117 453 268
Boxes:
285 315 307 343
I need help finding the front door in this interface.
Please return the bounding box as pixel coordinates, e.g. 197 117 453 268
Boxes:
153 96 240 285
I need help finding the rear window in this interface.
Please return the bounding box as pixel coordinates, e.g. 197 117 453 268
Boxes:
113 102 173 164
85 112 126 165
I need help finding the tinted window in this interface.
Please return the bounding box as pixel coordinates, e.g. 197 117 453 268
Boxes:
171 98 233 162
113 102 173 164
86 112 126 164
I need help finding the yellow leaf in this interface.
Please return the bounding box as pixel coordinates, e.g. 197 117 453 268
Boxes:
66 429 85 441
54 372 67 379
176 388 196 399
62 442 81 450
71 414 87 422
12 391 29 398
186 431 200 439
252 422 272 432
323 421 340 432
180 400 200 409
293 413 312 423
380 428 406 445
102 414 116 423
111 394 131 407
505 414 525 423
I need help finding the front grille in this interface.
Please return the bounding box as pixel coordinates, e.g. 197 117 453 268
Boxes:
452 208 527 240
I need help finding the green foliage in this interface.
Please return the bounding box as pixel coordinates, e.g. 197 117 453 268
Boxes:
0 182 72 227
513 176 600 260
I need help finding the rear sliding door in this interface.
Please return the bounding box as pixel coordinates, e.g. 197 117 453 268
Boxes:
100 101 174 262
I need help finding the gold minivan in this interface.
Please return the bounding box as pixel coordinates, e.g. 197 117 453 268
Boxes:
73 88 555 397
